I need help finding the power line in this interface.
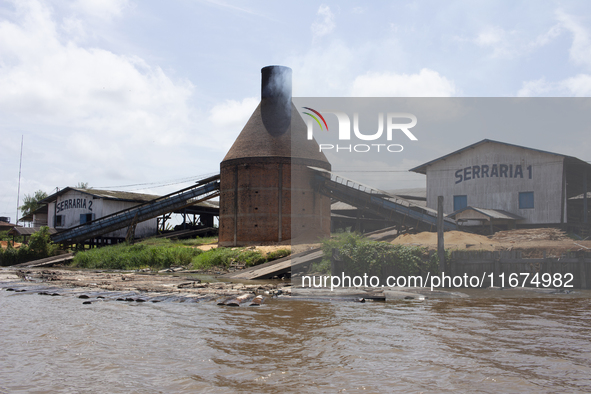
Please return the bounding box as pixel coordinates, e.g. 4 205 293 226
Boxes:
93 172 218 191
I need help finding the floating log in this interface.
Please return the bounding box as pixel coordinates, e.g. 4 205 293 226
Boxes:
224 293 254 307
217 296 235 305
249 295 265 306
383 290 426 301
177 281 199 288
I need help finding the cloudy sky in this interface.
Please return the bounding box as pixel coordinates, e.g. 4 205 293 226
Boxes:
1 0 591 222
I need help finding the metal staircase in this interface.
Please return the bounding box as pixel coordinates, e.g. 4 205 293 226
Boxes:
51 176 220 244
309 167 458 232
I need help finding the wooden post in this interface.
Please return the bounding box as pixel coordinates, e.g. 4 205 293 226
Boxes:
437 196 445 274
584 168 588 224
494 257 501 287
580 259 587 289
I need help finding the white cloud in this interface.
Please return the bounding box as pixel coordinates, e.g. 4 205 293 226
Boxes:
207 97 258 150
469 22 562 59
311 5 335 40
475 26 504 46
517 74 591 97
516 10 591 97
350 69 456 97
71 0 130 21
562 74 591 96
531 24 562 48
209 97 258 128
555 9 591 69
0 0 215 208
470 26 521 58
516 78 554 97
289 41 360 96
0 1 192 125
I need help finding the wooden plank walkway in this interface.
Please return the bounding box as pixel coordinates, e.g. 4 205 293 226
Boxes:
12 253 75 268
225 226 401 280
224 249 323 280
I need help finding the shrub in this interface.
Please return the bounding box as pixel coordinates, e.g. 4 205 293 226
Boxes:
266 249 291 261
191 247 291 270
72 242 202 270
28 226 58 257
0 226 58 266
317 232 444 277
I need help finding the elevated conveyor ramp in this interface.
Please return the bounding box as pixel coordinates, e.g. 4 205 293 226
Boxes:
51 176 220 244
309 167 457 232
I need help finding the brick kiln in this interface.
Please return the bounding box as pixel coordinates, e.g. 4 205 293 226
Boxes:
219 66 331 246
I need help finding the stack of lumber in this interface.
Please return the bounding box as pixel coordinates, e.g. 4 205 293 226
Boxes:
491 228 568 242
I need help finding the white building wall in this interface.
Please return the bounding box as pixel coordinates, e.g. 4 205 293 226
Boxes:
100 200 157 238
47 191 157 238
47 190 99 228
32 213 48 227
425 143 565 224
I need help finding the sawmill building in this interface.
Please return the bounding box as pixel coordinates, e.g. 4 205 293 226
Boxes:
42 188 160 242
410 139 590 232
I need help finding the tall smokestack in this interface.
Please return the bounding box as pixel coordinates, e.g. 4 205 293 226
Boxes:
261 65 292 136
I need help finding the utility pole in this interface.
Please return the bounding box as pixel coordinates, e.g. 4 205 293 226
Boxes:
437 196 445 275
15 135 23 226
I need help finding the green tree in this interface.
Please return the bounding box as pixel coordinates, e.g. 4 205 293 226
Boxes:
75 182 90 189
19 190 48 217
28 226 57 257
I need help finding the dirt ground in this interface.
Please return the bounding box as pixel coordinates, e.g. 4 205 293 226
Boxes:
195 244 291 256
0 267 290 299
391 228 591 258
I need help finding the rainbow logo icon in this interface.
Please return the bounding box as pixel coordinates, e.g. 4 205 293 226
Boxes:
302 107 329 131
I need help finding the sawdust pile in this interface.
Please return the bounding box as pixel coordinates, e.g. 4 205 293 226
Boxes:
390 228 591 257
1 241 21 250
391 231 498 251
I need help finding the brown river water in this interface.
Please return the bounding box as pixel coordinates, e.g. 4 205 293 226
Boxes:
1 287 591 393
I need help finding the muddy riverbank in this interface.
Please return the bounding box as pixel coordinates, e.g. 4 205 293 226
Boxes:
0 267 291 304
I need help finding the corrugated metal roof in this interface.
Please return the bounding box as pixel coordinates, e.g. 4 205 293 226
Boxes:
409 139 588 174
447 206 524 220
8 227 58 236
569 192 591 200
74 188 159 202
40 187 218 208
331 201 357 210
193 200 219 208
40 187 159 203
384 188 426 199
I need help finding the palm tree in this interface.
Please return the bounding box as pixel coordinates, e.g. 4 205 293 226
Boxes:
20 190 48 217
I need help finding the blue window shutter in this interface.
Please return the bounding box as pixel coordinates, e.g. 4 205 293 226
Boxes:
453 195 467 211
519 192 534 209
